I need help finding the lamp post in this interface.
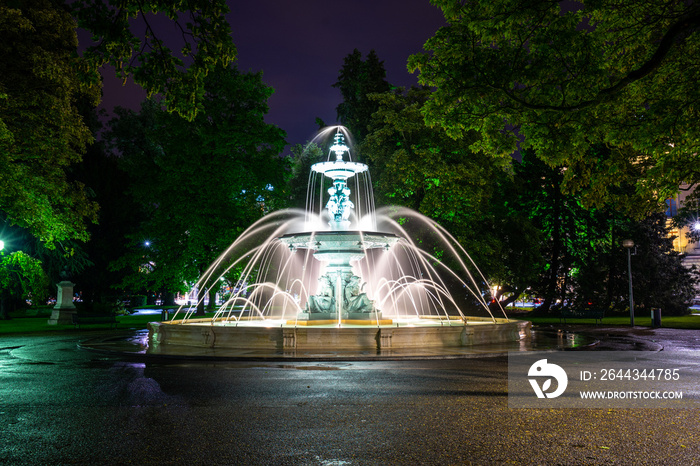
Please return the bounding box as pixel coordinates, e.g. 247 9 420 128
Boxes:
622 239 635 327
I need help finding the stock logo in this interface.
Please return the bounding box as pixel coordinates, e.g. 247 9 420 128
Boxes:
528 359 568 398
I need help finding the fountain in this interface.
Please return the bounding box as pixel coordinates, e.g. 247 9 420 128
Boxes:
147 127 530 355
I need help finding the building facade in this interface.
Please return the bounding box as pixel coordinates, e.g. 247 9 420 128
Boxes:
667 183 700 299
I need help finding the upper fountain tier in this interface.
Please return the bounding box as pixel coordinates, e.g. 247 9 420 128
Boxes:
310 130 369 231
311 131 368 181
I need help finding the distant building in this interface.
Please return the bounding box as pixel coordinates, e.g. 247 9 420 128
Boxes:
667 183 700 297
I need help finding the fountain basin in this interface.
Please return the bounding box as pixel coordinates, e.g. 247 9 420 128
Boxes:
147 318 530 351
278 231 400 253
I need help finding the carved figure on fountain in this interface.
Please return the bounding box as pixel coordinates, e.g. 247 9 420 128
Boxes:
306 275 335 314
343 275 375 314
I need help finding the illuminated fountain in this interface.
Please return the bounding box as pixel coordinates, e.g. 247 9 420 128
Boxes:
147 127 530 355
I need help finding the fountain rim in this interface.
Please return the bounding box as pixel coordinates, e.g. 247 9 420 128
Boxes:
277 230 400 249
278 230 400 239
311 161 368 181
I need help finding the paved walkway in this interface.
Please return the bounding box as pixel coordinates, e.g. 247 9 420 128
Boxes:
559 325 700 351
1 326 699 465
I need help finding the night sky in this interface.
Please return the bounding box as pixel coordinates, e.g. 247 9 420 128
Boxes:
95 0 447 150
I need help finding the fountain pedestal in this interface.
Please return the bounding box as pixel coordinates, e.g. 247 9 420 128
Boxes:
279 231 398 323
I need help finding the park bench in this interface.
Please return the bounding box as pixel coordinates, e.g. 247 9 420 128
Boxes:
72 313 118 329
559 308 605 325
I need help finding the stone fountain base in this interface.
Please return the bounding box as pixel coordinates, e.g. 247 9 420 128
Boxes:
147 318 531 352
291 318 394 326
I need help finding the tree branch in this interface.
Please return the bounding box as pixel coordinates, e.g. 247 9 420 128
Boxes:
501 11 700 112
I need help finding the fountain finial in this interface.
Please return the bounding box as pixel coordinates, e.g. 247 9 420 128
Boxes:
329 130 349 161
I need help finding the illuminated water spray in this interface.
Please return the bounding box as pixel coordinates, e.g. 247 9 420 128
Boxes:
165 126 521 338
146 125 531 354
280 129 397 322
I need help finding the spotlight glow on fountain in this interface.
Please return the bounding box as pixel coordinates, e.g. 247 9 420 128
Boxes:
147 127 530 354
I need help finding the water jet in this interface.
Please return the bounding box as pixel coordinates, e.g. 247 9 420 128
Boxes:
147 127 530 355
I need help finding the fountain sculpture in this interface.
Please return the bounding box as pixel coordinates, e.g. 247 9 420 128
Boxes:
147 127 530 355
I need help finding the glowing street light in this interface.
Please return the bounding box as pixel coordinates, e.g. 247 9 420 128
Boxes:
0 240 4 251
622 239 635 327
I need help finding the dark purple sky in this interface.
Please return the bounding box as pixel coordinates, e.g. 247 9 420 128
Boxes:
96 0 446 150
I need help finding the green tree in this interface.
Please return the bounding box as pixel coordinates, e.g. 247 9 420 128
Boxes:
409 0 700 212
514 152 698 315
626 213 699 316
0 0 100 246
362 88 494 235
333 49 391 143
513 152 618 312
0 249 49 320
361 87 542 306
108 66 287 314
286 142 325 209
1 0 236 248
72 0 236 120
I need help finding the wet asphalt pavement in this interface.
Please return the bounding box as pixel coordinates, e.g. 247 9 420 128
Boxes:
1 326 700 465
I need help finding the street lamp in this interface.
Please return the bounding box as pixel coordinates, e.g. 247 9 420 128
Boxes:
0 240 4 251
622 239 635 327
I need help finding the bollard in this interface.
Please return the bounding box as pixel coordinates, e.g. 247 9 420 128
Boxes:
651 308 661 328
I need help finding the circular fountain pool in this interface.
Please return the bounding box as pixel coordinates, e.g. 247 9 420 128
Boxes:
147 317 530 352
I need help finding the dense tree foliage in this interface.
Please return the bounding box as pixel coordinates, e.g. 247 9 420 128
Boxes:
286 142 325 209
0 0 235 249
0 249 49 319
333 49 391 143
72 0 236 120
0 209 94 318
409 0 700 213
0 0 100 246
514 152 698 315
108 66 287 314
361 87 542 305
627 214 698 315
363 88 495 235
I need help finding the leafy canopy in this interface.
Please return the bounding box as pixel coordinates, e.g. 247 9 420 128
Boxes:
410 0 700 211
108 66 287 297
1 0 236 247
73 0 236 120
361 87 542 297
0 0 100 246
333 49 391 143
0 250 49 306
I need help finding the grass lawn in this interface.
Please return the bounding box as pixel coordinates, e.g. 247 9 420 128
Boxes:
2 308 700 335
0 309 217 335
515 313 700 329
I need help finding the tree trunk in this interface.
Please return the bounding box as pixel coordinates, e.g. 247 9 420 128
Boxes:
207 288 217 310
541 188 562 314
0 294 8 320
606 222 616 307
195 261 206 316
163 291 176 307
490 289 521 315
196 287 206 316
